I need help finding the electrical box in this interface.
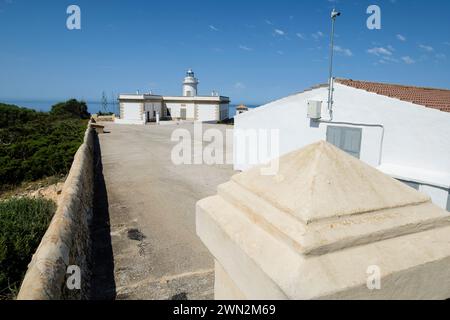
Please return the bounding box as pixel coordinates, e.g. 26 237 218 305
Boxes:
307 100 322 120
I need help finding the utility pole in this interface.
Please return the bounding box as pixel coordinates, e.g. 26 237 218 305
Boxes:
111 92 117 116
327 8 341 120
101 91 108 114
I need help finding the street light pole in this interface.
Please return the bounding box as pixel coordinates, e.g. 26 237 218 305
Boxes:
327 8 341 120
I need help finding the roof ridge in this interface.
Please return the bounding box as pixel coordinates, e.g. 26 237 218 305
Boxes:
335 78 450 92
335 78 450 113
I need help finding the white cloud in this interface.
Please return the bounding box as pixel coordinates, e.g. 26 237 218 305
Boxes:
435 53 447 60
276 50 284 55
396 34 406 42
311 31 325 40
401 56 415 64
209 25 219 32
334 45 353 57
265 20 273 25
419 44 434 52
367 47 393 56
238 45 253 51
296 33 306 40
381 56 399 63
274 29 285 36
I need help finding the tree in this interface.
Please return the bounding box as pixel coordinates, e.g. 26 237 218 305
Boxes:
50 99 90 119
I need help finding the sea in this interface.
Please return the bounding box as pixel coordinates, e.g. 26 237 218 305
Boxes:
0 99 260 118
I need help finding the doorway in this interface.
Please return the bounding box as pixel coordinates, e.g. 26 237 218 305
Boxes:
180 108 187 120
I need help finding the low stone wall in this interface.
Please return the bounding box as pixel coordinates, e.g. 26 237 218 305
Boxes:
17 125 95 300
92 114 115 122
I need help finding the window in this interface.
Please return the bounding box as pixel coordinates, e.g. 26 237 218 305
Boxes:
398 179 420 190
326 126 362 159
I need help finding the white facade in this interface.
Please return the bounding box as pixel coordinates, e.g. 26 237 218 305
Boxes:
144 101 163 121
234 83 450 210
122 102 142 122
117 70 230 123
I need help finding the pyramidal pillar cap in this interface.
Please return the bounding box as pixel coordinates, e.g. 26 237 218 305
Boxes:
196 141 450 300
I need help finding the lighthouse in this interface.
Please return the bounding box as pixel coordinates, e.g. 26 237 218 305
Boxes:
117 68 230 124
182 69 199 97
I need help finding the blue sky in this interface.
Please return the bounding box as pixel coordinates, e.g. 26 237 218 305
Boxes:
0 0 449 105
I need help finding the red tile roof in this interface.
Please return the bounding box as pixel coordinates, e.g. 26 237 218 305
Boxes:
336 79 450 113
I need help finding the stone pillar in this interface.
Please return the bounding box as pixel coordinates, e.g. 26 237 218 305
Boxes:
196 141 450 300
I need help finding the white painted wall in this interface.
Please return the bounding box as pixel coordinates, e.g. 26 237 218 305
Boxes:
420 185 449 210
197 104 218 122
234 83 450 209
166 102 195 119
122 102 142 121
183 83 198 97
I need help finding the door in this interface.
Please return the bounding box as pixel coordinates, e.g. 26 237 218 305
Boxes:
180 108 187 120
123 103 142 121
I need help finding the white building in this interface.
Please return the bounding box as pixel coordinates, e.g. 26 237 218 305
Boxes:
234 79 450 210
115 69 230 125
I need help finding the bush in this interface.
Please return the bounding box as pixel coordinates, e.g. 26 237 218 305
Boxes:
0 197 56 299
50 99 90 120
97 111 114 116
0 102 87 189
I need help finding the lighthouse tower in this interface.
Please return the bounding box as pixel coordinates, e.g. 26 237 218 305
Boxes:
182 69 199 97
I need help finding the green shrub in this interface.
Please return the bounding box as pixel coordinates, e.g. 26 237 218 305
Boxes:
0 197 56 299
50 99 90 120
0 102 88 189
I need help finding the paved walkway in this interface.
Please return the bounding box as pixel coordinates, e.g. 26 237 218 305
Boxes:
96 122 234 300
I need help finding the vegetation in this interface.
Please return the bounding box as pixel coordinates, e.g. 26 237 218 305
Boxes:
0 100 89 191
0 197 56 300
0 99 88 299
50 99 90 119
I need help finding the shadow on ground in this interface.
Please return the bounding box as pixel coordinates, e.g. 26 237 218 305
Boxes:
89 134 116 300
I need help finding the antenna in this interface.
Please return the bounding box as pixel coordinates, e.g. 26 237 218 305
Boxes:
327 8 341 120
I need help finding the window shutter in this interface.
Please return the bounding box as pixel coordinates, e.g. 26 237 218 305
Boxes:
326 126 342 148
326 126 362 159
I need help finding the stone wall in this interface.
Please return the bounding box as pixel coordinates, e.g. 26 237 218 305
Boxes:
17 125 95 300
91 114 115 122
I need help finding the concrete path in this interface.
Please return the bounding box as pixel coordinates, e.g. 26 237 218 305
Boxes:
96 122 235 300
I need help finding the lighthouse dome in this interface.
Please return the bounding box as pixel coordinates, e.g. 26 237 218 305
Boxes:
186 69 195 77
